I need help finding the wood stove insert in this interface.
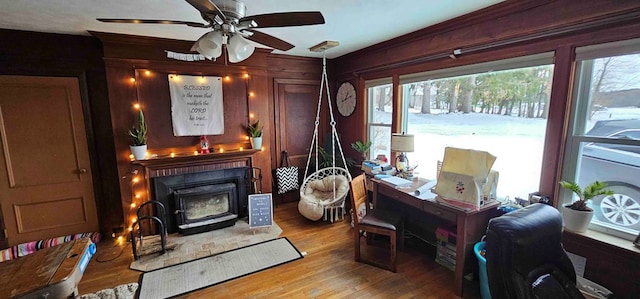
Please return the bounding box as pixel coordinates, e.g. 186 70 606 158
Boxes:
173 182 238 235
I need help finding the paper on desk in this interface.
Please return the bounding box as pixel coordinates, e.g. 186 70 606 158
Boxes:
414 180 437 200
381 176 413 188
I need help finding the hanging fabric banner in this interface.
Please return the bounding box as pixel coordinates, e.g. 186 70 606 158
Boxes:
168 74 224 136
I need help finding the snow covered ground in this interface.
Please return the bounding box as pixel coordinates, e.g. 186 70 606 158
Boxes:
394 107 640 200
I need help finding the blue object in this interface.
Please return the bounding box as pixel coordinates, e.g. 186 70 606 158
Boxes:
475 241 491 299
79 242 96 273
498 205 519 214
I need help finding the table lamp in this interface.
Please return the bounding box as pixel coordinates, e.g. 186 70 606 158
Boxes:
390 133 415 171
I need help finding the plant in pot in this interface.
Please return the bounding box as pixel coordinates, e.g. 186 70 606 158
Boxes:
559 180 614 233
351 140 372 164
247 120 263 149
128 108 147 160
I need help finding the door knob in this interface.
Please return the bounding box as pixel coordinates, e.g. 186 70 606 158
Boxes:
78 168 88 174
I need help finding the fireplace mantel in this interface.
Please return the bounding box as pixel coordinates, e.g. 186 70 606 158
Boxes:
132 149 259 168
131 149 259 178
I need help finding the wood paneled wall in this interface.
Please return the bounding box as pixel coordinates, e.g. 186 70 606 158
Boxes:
93 32 323 236
333 0 640 198
0 29 322 244
331 1 640 297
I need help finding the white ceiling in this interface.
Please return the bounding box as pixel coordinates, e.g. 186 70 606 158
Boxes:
0 0 503 59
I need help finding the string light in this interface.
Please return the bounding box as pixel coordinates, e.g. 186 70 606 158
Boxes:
121 71 262 240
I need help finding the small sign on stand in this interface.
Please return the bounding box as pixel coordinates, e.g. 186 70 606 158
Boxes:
248 193 273 233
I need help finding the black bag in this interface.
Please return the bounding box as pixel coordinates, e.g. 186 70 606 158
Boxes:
275 151 299 194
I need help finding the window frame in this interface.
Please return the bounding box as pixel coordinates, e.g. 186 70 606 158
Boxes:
561 39 640 240
396 54 555 199
365 79 393 161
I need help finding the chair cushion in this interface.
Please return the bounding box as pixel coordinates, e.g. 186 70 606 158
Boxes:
303 175 349 201
531 272 585 299
298 199 324 221
360 209 402 231
486 203 581 299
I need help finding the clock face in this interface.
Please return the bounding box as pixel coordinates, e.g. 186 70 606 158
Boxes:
336 82 356 117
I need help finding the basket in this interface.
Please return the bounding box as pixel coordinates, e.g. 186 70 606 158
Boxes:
474 241 491 299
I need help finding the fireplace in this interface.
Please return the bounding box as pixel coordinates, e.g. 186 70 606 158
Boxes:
151 167 249 234
173 183 238 235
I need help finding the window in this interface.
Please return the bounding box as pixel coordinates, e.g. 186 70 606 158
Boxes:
397 55 554 200
562 39 640 240
366 79 393 161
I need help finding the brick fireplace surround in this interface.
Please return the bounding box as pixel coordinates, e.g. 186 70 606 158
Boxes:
131 150 259 235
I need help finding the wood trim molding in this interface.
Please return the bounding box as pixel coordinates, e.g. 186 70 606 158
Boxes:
131 149 259 174
102 58 268 76
337 1 640 77
353 8 640 76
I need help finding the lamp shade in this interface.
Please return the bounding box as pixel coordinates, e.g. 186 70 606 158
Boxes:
191 31 223 59
227 35 255 63
390 133 415 152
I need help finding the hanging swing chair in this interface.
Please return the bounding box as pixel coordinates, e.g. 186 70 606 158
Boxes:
298 45 352 222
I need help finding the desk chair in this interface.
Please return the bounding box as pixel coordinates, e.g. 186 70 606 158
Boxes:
349 174 403 272
486 203 584 299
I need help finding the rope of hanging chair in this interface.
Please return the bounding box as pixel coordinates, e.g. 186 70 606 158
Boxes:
302 51 351 202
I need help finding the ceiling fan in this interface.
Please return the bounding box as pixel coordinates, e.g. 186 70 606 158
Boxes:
97 0 325 62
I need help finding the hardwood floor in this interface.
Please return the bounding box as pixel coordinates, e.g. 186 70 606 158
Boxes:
78 202 482 298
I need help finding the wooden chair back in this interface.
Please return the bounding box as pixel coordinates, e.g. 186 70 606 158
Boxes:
349 174 370 226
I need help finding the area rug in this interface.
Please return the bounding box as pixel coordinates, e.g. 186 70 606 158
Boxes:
137 237 302 298
130 220 282 272
78 282 138 299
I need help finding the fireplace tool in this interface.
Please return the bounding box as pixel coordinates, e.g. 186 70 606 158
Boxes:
130 200 168 260
246 167 263 194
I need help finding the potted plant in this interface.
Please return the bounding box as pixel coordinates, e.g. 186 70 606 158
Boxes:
247 120 263 149
351 140 372 163
128 108 147 160
559 180 614 233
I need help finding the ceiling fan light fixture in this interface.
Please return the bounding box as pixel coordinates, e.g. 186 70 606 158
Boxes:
227 35 255 63
191 31 223 59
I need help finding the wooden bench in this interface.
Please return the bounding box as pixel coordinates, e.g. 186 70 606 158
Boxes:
0 238 95 298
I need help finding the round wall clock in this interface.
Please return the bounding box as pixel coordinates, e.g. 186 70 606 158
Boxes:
336 81 356 117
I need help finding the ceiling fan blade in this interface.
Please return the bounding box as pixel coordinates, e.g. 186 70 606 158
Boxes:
240 12 324 28
97 18 209 28
185 0 225 22
245 30 294 51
